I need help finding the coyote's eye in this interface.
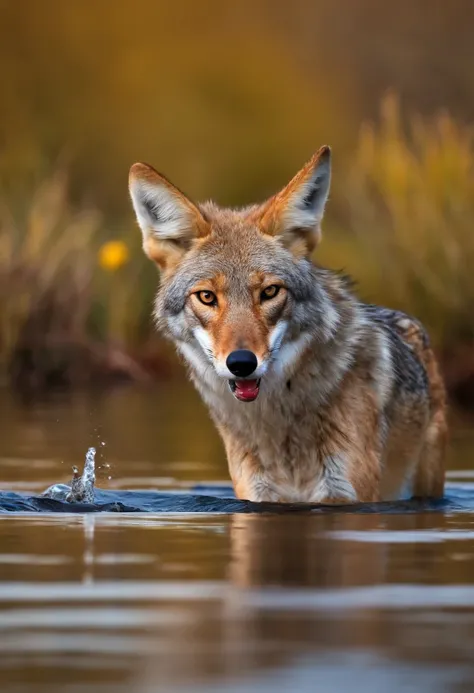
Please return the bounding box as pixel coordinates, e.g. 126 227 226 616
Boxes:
261 285 280 301
196 290 217 306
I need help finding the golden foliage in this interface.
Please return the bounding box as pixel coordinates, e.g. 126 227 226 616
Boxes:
319 93 474 347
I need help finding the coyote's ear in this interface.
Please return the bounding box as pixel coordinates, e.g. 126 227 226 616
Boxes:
257 146 331 257
129 163 209 270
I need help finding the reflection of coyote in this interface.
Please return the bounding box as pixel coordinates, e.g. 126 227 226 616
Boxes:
129 146 446 503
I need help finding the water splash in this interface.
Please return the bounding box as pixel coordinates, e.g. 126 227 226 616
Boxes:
42 447 96 504
66 447 96 504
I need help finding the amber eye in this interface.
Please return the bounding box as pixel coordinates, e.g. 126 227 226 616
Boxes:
196 290 217 306
261 285 280 301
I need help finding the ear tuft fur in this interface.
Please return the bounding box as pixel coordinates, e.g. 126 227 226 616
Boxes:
257 146 332 256
128 163 209 268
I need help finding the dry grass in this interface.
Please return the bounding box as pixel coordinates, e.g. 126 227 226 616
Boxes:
2 94 474 392
321 93 474 349
0 169 155 388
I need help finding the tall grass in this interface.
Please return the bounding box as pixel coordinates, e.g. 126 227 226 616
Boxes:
0 169 156 388
2 95 474 392
321 93 474 350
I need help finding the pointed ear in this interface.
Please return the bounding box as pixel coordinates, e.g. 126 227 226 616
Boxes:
257 146 331 257
128 163 209 270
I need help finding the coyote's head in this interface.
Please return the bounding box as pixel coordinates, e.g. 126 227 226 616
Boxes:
129 147 337 402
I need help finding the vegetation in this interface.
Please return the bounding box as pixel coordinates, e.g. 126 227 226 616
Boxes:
0 168 158 388
320 93 474 350
1 1 474 396
1 94 474 397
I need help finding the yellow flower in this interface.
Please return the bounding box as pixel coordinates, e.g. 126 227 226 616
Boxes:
98 240 129 271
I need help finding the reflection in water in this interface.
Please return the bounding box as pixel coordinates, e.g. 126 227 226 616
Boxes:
228 511 467 589
137 512 474 692
1 386 474 692
229 513 387 587
0 511 474 692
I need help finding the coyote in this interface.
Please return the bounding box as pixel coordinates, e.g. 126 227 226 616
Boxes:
129 146 447 504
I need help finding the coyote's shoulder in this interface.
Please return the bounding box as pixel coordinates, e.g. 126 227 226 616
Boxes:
129 146 447 504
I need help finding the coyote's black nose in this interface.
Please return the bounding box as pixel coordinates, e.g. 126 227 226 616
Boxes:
226 350 258 378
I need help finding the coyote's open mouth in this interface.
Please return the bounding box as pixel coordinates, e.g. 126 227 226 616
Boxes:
229 379 261 402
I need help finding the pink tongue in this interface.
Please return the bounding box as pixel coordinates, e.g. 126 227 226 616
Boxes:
235 379 259 398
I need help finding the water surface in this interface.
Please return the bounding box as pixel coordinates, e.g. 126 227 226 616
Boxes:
1 384 474 692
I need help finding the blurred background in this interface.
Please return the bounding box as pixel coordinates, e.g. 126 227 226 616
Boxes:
1 0 474 404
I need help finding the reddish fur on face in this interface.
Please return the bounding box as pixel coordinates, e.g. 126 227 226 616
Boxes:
189 271 287 363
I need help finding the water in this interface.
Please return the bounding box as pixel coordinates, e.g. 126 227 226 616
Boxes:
67 446 96 504
40 447 97 505
1 383 474 692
